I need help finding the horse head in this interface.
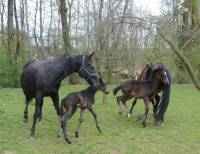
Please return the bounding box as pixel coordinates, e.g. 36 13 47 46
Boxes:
75 52 108 92
98 76 109 94
151 64 169 85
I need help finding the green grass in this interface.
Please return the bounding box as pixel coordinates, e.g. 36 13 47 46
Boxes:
0 84 200 154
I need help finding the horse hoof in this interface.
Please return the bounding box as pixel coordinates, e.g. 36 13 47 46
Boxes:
127 113 131 119
65 138 71 144
98 129 102 134
29 135 35 140
38 120 43 125
23 118 28 123
38 118 42 122
75 131 79 137
142 122 147 128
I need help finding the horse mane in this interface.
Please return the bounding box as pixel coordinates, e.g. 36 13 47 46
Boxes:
23 59 36 69
138 64 153 80
154 66 171 123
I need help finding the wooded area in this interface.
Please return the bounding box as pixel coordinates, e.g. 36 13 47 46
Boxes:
0 0 200 89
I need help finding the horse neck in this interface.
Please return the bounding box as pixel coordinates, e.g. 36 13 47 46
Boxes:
52 56 77 85
85 86 98 97
139 67 148 80
65 56 79 75
149 73 160 90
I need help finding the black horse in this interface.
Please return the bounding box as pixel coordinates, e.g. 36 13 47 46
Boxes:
21 53 101 138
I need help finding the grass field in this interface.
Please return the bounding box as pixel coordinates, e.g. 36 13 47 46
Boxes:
0 84 200 154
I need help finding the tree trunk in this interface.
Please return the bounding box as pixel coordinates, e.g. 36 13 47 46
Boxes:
191 0 200 27
33 0 40 56
0 0 5 46
59 0 79 84
7 0 14 64
177 0 191 72
59 0 71 55
25 0 30 51
160 24 200 91
14 0 20 62
39 0 44 57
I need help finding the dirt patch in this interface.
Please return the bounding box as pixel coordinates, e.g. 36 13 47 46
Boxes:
2 151 18 154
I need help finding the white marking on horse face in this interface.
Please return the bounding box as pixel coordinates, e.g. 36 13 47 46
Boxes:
164 70 169 84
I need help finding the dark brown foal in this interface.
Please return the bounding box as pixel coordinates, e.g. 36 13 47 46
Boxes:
58 78 109 144
117 64 161 118
113 66 169 127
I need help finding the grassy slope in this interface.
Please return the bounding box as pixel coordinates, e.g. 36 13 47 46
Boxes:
0 84 200 154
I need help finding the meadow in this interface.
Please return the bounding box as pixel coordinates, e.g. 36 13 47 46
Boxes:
0 84 200 154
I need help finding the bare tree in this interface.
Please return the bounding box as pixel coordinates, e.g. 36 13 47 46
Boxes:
33 0 39 56
39 0 44 57
14 0 20 61
59 0 71 54
0 0 5 45
24 0 30 50
160 24 200 91
7 0 14 64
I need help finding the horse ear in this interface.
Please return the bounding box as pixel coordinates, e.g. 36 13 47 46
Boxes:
88 52 94 58
99 76 102 83
146 64 150 67
97 71 104 83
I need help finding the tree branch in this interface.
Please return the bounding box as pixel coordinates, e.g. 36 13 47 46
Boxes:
160 32 200 91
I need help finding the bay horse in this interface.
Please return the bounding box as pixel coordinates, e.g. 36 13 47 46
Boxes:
58 77 109 144
21 53 102 138
129 64 171 124
113 65 170 127
117 64 160 116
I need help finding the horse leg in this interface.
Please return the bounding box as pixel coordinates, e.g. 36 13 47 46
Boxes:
129 98 137 116
87 106 102 133
141 97 150 127
57 116 62 139
122 100 130 118
50 93 61 133
50 93 60 116
50 93 63 139
23 96 31 122
75 108 85 137
155 94 161 105
38 99 43 122
154 94 161 113
151 99 156 116
61 111 73 144
30 92 43 139
117 96 123 114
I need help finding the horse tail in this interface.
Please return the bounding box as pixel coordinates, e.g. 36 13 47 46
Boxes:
113 80 133 95
113 85 122 95
154 69 171 123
